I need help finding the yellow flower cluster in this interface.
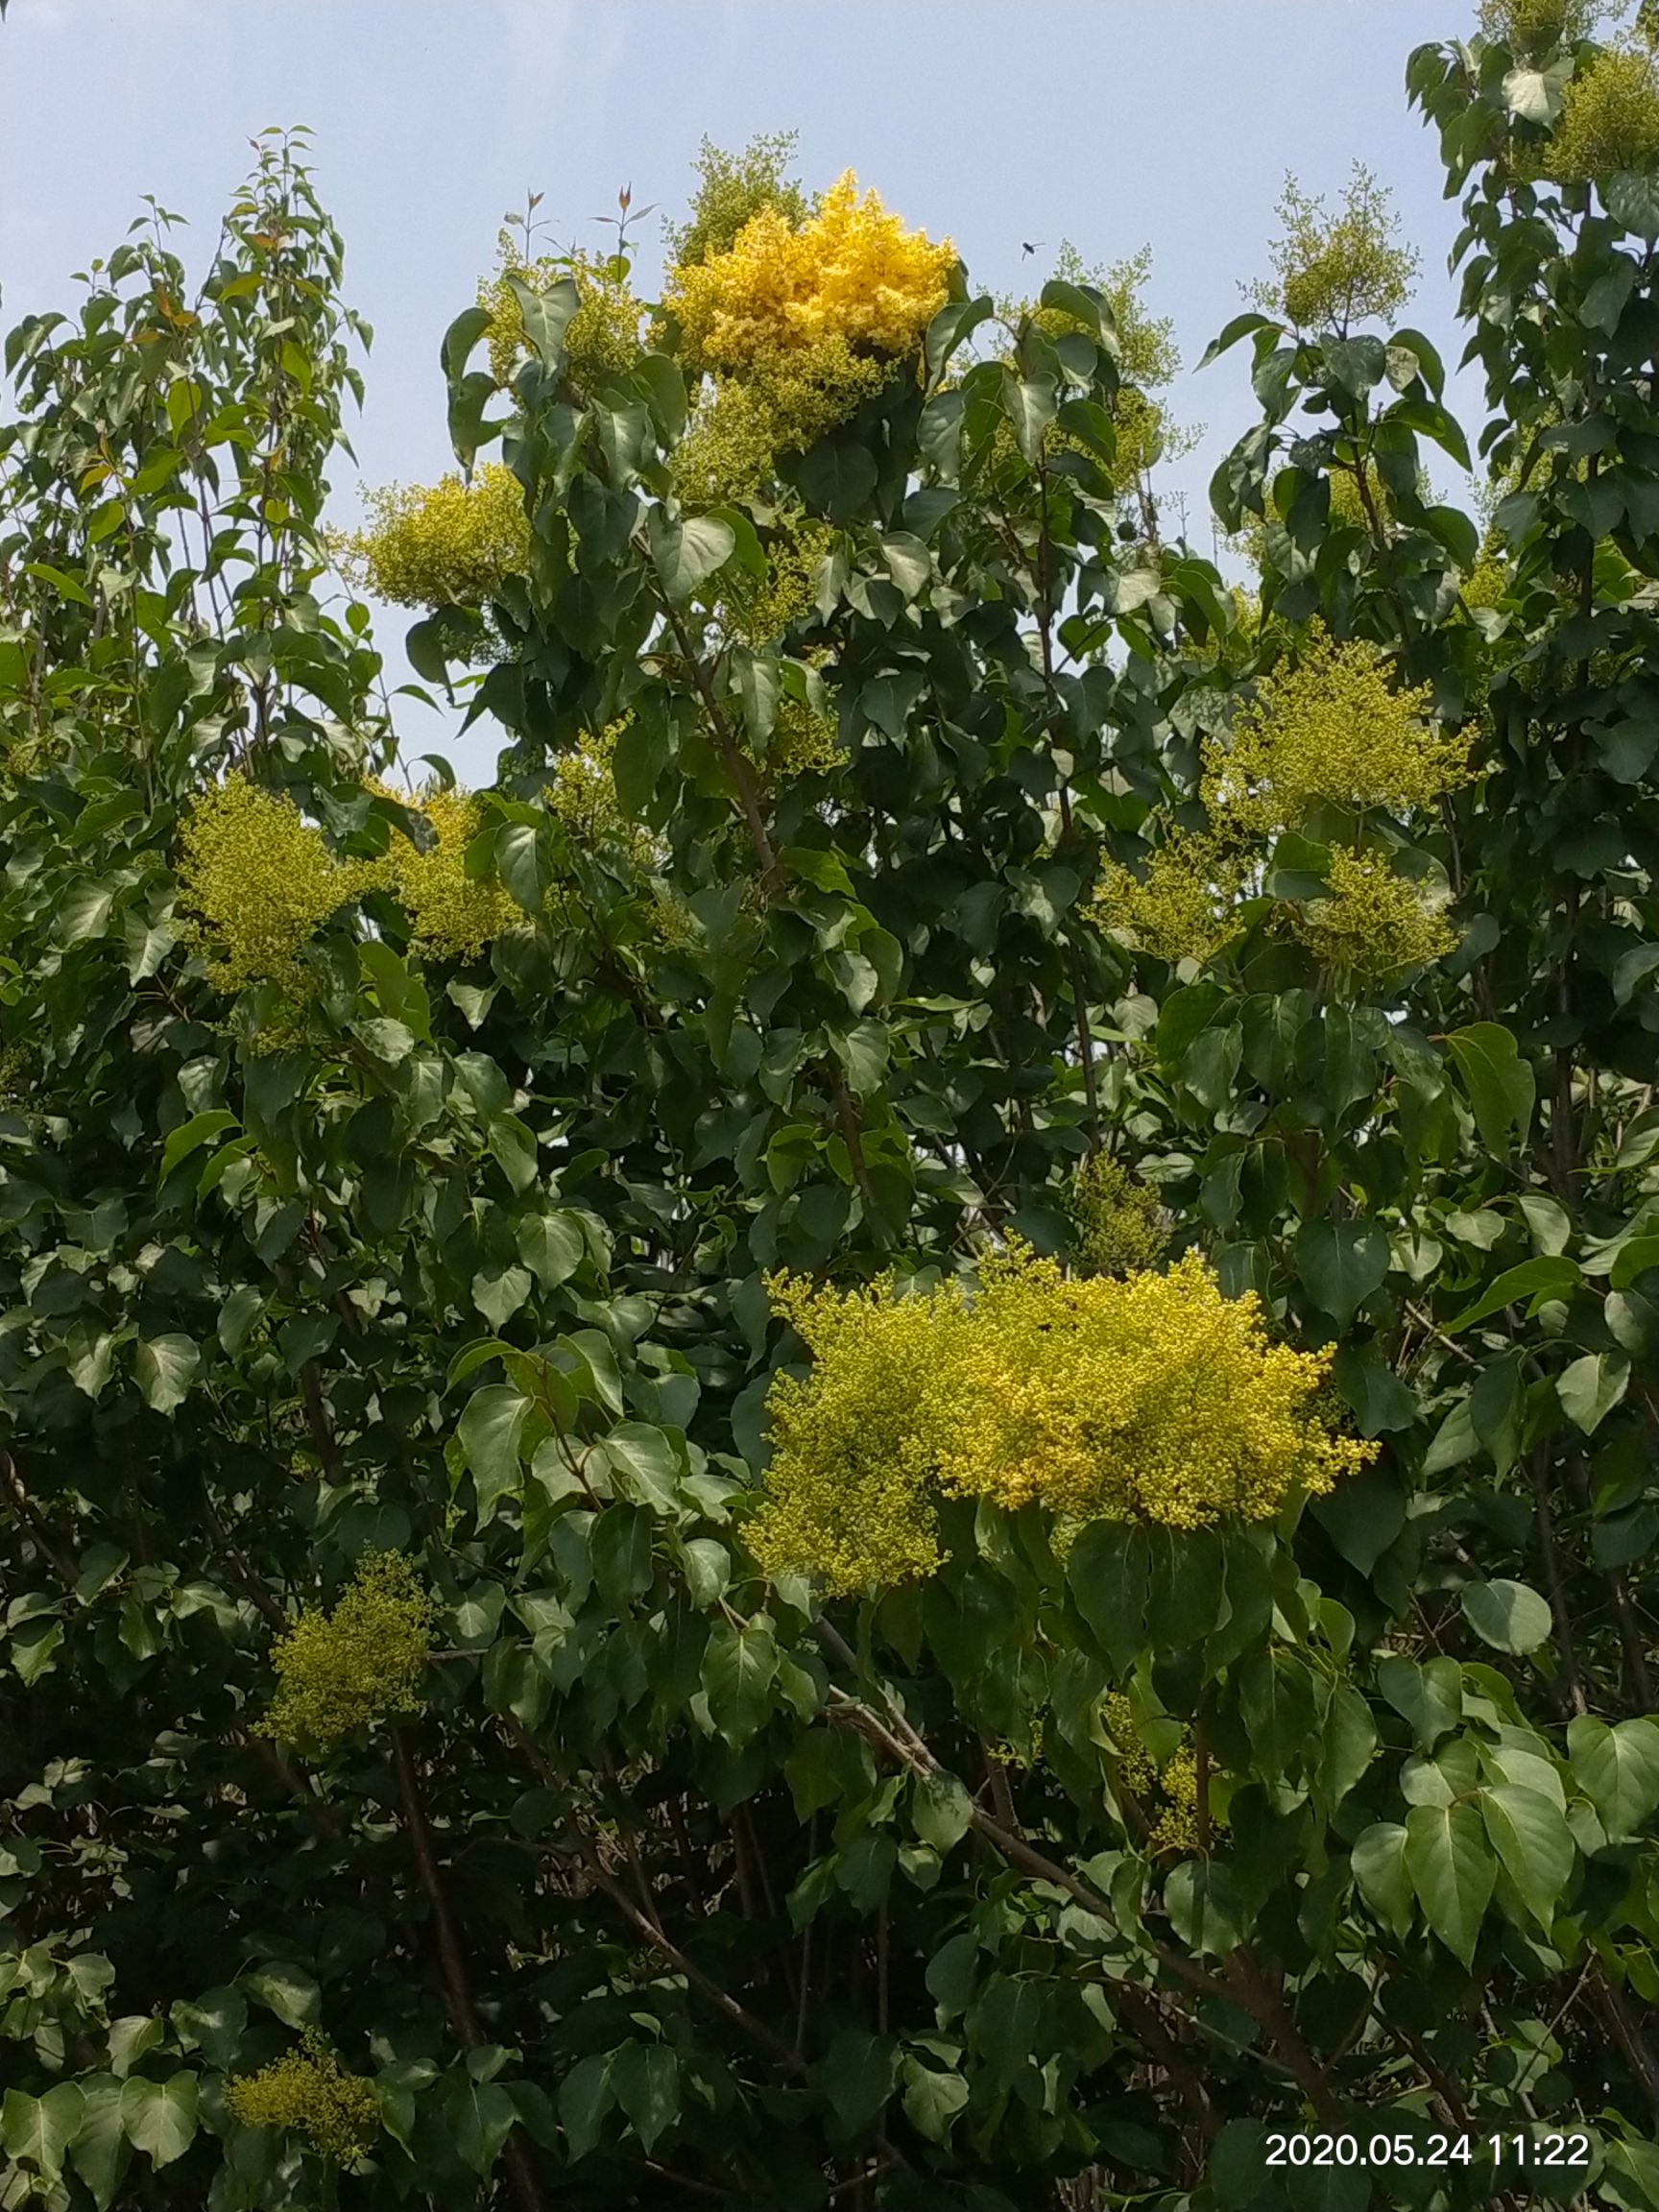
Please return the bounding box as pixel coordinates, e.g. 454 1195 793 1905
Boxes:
1067 1153 1169 1278
374 781 522 959
178 777 377 997
261 1550 438 1754
1204 626 1464 834
1255 167 1419 332
1550 46 1659 185
479 241 646 392
665 173 954 490
1100 1694 1231 1856
340 464 530 612
544 720 662 869
754 1246 1372 1594
1479 0 1603 53
664 132 812 274
1090 832 1247 967
227 2030 380 2164
1294 848 1456 978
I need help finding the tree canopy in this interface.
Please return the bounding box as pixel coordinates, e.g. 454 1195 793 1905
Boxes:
4 9 1659 2208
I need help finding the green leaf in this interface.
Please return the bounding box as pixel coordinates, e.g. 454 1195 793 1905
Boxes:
1606 171 1659 241
1403 1800 1494 1965
1569 1715 1659 1839
117 2075 198 2168
1449 1255 1581 1331
1331 1345 1417 1435
133 1334 200 1416
558 2052 613 2162
450 2079 517 2176
1479 1783 1575 1932
602 1424 682 1514
796 438 878 519
67 2078 127 2208
612 2042 678 2153
2 2082 84 2180
1350 1821 1412 1936
1164 1859 1245 1957
1447 1023 1535 1156
1378 1654 1461 1749
901 2056 969 2143
159 1108 237 1183
471 1263 533 1330
701 1620 776 1747
815 2028 898 2137
1558 1351 1629 1435
488 1113 540 1194
458 1384 532 1526
1460 1578 1552 1656
911 1770 974 1855
1000 369 1058 464
504 271 578 365
1295 1218 1389 1325
649 511 734 604
243 1960 321 2030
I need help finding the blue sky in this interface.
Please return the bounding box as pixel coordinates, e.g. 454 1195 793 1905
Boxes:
2 0 1479 779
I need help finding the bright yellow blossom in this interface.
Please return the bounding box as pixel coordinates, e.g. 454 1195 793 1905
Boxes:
665 172 954 487
755 1245 1373 1594
227 2030 380 2164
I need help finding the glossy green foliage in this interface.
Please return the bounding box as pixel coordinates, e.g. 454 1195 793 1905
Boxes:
3 41 1659 2212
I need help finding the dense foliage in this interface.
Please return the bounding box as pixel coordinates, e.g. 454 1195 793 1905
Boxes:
5 11 1659 2208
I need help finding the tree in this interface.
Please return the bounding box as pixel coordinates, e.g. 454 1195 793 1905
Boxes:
3 16 1659 2206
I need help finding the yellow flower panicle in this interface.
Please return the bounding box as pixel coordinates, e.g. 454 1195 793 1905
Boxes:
261 1550 438 1755
1204 625 1466 835
1292 847 1456 977
1550 46 1659 186
1101 1693 1233 1855
664 132 812 274
665 173 954 494
755 1246 1374 1595
339 463 530 612
1480 0 1603 52
178 777 377 996
1068 1153 1169 1278
1090 830 1246 967
479 242 647 393
227 2029 380 2165
1257 166 1419 332
372 781 521 960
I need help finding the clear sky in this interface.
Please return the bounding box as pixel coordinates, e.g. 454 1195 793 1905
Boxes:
2 0 1480 780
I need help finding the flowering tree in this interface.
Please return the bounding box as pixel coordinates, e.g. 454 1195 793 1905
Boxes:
5 8 1659 2207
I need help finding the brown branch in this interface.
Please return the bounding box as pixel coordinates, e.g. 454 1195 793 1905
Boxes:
1596 1967 1659 2128
200 1482 288 1635
393 1730 546 2212
1 1449 77 1587
660 595 779 894
501 1718 805 2077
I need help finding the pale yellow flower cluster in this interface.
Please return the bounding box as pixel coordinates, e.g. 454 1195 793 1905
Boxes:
180 774 526 989
227 2030 380 2164
1093 626 1467 977
754 1245 1372 1594
178 778 380 997
261 1550 437 1755
1205 627 1466 835
377 782 521 960
339 463 530 612
1294 848 1456 978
